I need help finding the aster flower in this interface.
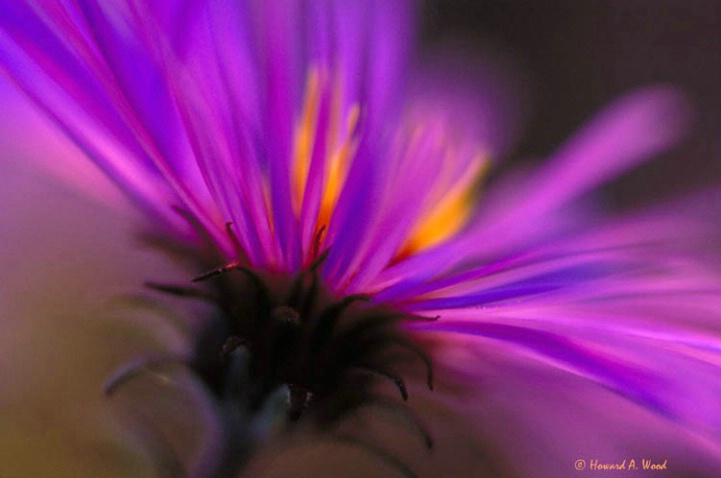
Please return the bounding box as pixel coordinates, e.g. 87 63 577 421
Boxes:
2 1 721 477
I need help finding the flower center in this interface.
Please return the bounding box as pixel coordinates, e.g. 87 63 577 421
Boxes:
191 259 433 426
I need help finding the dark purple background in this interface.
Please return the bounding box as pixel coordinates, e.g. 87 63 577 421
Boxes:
423 0 721 208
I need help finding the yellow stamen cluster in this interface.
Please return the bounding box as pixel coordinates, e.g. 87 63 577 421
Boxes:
400 153 488 257
291 66 359 232
290 66 489 263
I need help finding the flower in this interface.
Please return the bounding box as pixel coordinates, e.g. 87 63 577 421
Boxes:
2 1 721 477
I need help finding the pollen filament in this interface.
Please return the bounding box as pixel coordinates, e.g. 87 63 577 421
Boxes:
292 66 322 215
292 65 361 258
400 153 490 257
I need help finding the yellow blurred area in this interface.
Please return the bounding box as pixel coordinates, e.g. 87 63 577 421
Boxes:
0 158 182 478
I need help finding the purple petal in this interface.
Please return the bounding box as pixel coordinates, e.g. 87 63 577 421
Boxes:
370 86 690 297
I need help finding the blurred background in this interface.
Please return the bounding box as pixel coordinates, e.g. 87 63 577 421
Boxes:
2 1 721 477
422 0 721 206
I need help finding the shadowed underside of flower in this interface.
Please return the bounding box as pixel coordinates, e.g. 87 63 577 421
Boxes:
3 0 721 477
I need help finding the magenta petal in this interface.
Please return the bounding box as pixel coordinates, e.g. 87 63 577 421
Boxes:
0 1 228 248
414 318 721 442
415 320 669 410
493 86 690 225
370 86 690 297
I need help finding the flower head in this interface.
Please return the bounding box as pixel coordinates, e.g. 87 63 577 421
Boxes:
2 0 721 476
